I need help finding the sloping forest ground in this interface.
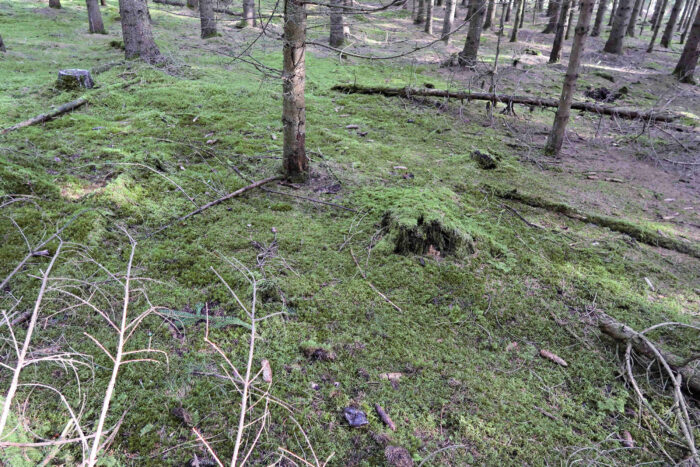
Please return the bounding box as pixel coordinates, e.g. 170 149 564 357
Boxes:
0 0 699 464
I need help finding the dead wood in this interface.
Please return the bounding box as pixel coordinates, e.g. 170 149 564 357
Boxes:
375 404 397 431
331 84 681 122
1 98 88 135
598 313 700 395
488 186 700 259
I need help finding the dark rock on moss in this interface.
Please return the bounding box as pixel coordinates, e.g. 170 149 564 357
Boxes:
471 150 497 170
343 407 368 427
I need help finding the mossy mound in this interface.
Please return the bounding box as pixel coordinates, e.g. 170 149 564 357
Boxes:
382 211 472 255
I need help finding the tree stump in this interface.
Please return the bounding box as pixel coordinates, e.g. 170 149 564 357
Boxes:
49 0 61 8
56 69 95 90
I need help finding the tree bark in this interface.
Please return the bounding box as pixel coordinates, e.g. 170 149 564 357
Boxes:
330 0 344 46
443 0 457 41
626 0 643 34
545 0 594 155
242 0 256 27
647 0 669 51
661 0 684 45
674 0 700 81
639 0 653 33
282 0 308 181
459 0 486 64
549 0 572 61
87 0 107 34
425 0 435 32
543 0 561 31
511 0 524 39
506 0 514 20
49 0 61 8
118 0 162 63
608 0 618 23
565 0 577 38
415 0 426 23
199 0 217 38
603 0 633 53
591 0 608 34
680 0 697 41
101 0 107 5
520 0 527 26
483 0 496 28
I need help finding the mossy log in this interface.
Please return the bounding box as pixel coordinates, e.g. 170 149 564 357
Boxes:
488 186 700 259
0 98 88 135
331 84 681 122
599 313 700 395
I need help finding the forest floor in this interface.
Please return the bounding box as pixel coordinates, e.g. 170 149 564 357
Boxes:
1 0 699 465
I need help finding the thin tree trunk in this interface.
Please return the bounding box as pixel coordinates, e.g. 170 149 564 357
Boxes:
549 0 572 60
425 0 435 32
591 0 608 34
187 0 198 8
459 0 487 64
661 0 684 45
49 0 61 8
520 0 527 25
282 0 308 181
443 0 457 41
242 0 256 26
416 0 426 23
603 0 633 53
673 0 700 81
484 0 496 28
543 0 561 31
330 0 344 46
118 0 162 63
650 0 662 24
511 0 524 39
647 0 669 50
199 0 217 38
506 0 514 20
566 0 577 38
609 0 618 23
626 0 643 34
545 0 594 155
640 0 653 33
680 0 697 41
87 0 107 34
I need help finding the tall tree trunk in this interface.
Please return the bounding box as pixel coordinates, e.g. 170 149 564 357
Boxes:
603 0 633 53
506 0 514 20
626 0 643 34
591 0 608 34
640 0 653 33
673 0 700 80
545 0 594 155
87 0 107 34
647 0 668 50
415 0 426 23
565 0 577 38
425 0 435 32
483 0 496 28
187 0 198 8
118 0 162 63
543 0 561 31
199 0 217 38
282 0 308 181
101 0 107 5
459 0 487 64
510 0 524 39
537 0 544 10
49 0 61 8
242 0 256 26
660 0 684 45
549 0 572 60
608 0 618 22
546 0 557 15
330 0 344 46
520 0 527 25
442 0 457 41
680 0 698 41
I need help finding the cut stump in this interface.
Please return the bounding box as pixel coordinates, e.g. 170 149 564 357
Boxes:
56 69 94 90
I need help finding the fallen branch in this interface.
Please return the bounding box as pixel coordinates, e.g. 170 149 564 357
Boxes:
331 85 681 123
350 248 403 312
374 404 396 431
488 186 700 259
1 98 88 135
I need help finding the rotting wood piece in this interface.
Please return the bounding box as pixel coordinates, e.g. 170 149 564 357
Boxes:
331 84 681 122
1 98 88 135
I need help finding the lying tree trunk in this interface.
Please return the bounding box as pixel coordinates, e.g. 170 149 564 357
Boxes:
487 186 700 258
674 0 700 81
86 0 107 34
331 84 681 122
1 98 88 135
599 313 700 395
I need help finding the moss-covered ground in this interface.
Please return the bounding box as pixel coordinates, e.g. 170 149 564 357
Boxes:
1 0 698 465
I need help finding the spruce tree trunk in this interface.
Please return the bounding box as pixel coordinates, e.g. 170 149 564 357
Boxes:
187 0 199 8
640 0 653 33
603 0 633 53
49 0 61 8
87 0 107 34
626 0 643 34
442 0 457 41
545 0 594 155
647 0 668 50
543 0 561 31
330 0 344 46
459 0 486 64
609 0 618 22
673 0 699 80
546 0 556 15
415 0 426 23
510 0 524 40
484 0 496 28
591 0 608 34
101 0 107 5
199 0 217 37
118 0 162 63
425 0 434 32
660 0 684 45
242 0 256 26
520 0 527 25
565 0 576 38
282 0 308 181
680 0 698 41
650 0 662 23
0 34 5 53
506 0 514 20
549 0 572 60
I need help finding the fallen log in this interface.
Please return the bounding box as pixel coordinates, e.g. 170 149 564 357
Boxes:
1 98 88 135
599 313 700 395
331 84 680 123
488 186 700 259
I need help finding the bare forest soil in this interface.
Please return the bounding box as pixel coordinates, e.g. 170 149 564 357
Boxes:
1 0 699 465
